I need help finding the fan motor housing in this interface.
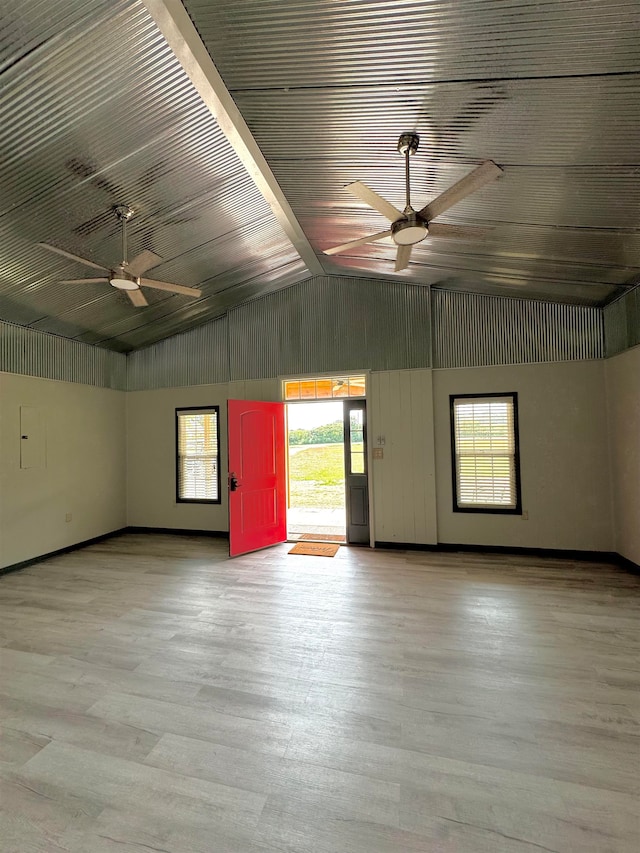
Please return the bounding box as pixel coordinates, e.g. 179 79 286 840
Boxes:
397 133 419 156
110 266 140 291
391 212 428 245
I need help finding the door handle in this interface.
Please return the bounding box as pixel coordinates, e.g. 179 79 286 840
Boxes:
229 475 241 492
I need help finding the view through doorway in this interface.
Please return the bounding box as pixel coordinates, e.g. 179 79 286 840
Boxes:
286 400 346 543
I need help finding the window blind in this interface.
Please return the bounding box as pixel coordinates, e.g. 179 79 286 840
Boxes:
452 396 518 510
177 409 219 501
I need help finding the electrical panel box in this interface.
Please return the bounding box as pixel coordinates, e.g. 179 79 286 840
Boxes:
20 406 45 469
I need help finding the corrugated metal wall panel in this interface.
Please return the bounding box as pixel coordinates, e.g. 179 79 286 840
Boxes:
604 286 640 358
228 276 432 380
0 320 126 388
432 290 604 368
622 287 639 351
3 281 629 394
126 315 229 390
122 281 619 390
604 295 631 358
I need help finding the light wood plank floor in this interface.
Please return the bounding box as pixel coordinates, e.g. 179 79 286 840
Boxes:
1 533 638 852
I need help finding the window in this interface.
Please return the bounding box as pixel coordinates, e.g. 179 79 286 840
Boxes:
176 407 220 503
348 405 366 474
283 375 366 401
450 393 521 513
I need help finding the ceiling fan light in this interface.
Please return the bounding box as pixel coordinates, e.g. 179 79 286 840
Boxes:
391 219 428 246
110 276 139 291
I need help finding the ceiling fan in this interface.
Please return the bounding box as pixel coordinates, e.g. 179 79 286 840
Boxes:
39 205 202 307
324 134 503 271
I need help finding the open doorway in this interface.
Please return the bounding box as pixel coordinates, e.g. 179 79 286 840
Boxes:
286 401 346 542
283 375 370 546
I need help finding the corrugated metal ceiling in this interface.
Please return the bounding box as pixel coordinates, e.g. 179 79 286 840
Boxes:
0 0 638 351
185 0 639 311
0 0 312 351
184 0 640 87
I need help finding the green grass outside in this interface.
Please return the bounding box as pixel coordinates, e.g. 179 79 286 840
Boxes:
288 442 361 508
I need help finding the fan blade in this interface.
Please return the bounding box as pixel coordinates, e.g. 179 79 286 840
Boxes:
395 244 413 271
127 249 162 277
38 243 108 272
127 288 148 307
324 230 392 256
60 278 109 284
140 278 202 298
427 223 491 241
419 161 503 221
346 182 402 222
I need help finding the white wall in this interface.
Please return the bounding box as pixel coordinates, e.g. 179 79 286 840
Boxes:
1 351 627 566
433 360 613 551
125 363 616 554
227 379 280 402
126 383 229 531
369 369 437 544
126 379 278 530
0 373 126 569
605 346 640 565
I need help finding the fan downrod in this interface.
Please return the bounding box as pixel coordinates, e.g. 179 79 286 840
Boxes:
111 204 138 289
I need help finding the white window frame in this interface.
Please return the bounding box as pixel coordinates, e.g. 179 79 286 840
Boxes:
450 393 522 514
176 407 221 504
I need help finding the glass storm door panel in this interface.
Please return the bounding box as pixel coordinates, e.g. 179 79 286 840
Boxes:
228 400 286 557
343 400 370 545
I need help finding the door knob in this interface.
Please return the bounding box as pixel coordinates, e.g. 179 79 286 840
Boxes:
229 476 241 492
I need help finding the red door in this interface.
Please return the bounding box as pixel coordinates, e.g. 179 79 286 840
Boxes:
228 400 287 557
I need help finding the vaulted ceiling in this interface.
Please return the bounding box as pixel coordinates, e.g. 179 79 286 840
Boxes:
1 0 638 352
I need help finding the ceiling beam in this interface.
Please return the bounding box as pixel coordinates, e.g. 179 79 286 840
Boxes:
140 0 324 277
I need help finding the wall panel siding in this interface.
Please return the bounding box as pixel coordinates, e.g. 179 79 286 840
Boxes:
369 369 437 545
0 320 126 389
433 361 613 551
0 373 126 568
229 276 431 380
432 290 604 368
604 286 640 357
63 279 621 394
605 346 640 565
126 317 229 390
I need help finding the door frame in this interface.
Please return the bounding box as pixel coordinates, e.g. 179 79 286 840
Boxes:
279 370 375 547
285 398 347 542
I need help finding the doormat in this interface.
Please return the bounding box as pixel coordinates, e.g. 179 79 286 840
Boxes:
300 533 346 543
288 542 340 557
